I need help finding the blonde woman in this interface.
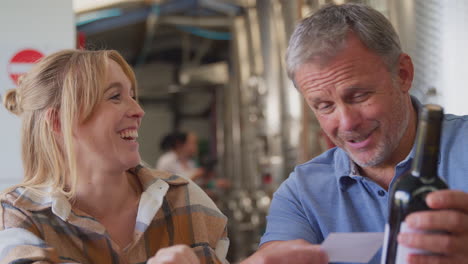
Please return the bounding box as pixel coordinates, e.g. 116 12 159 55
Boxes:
0 50 229 264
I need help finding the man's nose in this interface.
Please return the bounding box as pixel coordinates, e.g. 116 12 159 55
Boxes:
338 105 362 131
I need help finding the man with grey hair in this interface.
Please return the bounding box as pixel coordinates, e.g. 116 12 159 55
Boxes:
241 3 468 264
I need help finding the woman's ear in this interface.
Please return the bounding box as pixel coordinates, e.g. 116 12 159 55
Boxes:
45 108 61 134
397 53 414 93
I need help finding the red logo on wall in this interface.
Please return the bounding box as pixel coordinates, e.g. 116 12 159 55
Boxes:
8 49 44 85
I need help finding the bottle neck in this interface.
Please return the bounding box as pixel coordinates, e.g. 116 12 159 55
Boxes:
410 108 442 181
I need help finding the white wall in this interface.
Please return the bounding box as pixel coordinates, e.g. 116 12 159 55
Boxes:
390 0 468 115
0 0 75 191
439 2 468 115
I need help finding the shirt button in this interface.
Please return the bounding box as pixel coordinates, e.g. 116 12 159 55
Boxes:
378 190 386 197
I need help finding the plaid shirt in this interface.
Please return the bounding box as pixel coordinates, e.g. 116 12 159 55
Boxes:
0 166 229 264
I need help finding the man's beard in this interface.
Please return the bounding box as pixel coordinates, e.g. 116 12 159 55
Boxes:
348 109 409 168
349 138 393 167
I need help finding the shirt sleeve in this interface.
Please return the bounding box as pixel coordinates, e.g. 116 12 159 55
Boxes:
0 201 61 264
193 237 230 264
259 173 319 246
184 181 230 264
214 234 229 263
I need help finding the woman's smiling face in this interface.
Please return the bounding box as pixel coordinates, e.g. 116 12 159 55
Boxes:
73 59 145 172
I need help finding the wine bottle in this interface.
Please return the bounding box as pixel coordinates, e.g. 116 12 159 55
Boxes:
381 104 448 264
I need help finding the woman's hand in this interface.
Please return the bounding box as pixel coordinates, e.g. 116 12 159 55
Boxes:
148 245 200 264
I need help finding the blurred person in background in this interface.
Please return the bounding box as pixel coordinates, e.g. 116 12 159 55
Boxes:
156 132 230 201
0 49 228 264
156 132 205 181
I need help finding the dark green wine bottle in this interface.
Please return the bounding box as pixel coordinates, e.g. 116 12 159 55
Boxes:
381 104 448 264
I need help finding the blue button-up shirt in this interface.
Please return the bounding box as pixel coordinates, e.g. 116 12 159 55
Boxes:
260 101 468 264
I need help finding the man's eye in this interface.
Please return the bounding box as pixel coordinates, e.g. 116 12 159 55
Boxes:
316 102 333 113
318 103 330 110
352 92 369 101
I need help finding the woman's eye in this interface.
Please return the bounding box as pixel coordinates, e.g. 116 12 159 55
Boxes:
110 94 120 100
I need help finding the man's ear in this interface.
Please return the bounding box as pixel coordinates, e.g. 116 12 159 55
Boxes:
45 108 61 134
397 53 414 93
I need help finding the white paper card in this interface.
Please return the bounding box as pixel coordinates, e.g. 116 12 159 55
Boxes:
321 232 384 263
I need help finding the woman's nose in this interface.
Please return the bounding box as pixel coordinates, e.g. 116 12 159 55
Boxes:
128 99 145 119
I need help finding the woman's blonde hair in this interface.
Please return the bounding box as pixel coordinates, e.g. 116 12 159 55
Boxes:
2 49 137 198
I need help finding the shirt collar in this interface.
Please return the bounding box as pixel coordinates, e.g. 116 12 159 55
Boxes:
12 165 189 221
129 165 189 188
336 95 421 190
